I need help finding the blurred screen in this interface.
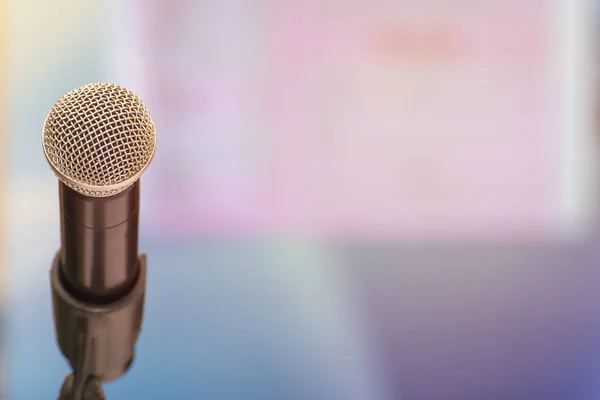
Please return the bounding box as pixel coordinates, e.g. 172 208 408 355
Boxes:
105 0 597 241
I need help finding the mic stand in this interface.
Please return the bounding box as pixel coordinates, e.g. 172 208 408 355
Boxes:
58 374 105 400
50 252 147 400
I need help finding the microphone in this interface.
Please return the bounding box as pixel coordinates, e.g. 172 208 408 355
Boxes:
42 82 157 400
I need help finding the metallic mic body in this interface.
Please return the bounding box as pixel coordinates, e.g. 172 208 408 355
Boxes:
43 83 156 400
60 181 140 303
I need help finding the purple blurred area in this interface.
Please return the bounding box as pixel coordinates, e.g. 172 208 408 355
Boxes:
345 241 600 399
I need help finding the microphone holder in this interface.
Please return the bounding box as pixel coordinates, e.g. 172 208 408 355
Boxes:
50 252 147 400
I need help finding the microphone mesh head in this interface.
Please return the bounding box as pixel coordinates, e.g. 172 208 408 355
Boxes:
42 82 156 197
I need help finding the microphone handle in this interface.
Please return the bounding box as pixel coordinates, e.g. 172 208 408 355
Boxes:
59 181 140 303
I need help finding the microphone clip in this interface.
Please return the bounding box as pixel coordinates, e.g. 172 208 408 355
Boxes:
50 252 147 400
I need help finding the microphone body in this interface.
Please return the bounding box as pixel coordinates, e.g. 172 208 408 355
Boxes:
52 180 145 388
59 181 140 303
43 82 157 400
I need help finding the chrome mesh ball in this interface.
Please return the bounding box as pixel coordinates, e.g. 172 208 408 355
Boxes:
42 82 156 197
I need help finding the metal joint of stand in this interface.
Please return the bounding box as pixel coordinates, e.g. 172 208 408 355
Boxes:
58 374 106 400
51 252 147 400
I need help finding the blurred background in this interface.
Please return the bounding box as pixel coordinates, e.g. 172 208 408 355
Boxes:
1 0 599 399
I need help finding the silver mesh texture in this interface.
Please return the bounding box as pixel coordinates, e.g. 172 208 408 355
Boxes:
42 82 156 197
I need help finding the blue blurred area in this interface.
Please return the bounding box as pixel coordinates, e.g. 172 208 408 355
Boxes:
7 240 385 399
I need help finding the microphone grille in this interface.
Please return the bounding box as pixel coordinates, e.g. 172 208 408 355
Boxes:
42 82 156 197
